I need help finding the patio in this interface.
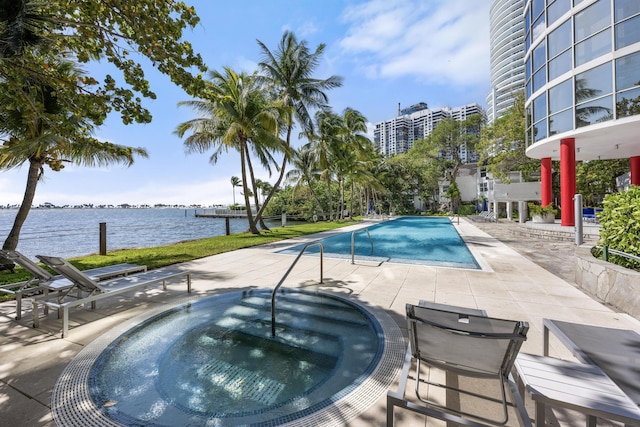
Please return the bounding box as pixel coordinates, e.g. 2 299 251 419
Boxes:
1 218 638 426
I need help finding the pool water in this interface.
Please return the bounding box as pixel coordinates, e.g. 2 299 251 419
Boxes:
281 216 480 269
87 290 383 426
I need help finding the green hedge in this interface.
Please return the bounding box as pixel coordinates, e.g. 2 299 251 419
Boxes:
597 185 640 271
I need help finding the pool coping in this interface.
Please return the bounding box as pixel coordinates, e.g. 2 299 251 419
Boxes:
50 290 405 427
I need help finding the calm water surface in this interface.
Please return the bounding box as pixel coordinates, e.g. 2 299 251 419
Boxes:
0 208 265 260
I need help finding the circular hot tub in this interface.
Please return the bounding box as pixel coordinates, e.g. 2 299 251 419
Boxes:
52 289 404 426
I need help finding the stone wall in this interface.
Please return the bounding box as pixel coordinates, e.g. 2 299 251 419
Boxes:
575 246 640 321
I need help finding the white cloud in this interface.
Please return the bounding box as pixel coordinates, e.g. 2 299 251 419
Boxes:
297 21 319 38
365 122 375 140
339 0 490 87
234 56 259 74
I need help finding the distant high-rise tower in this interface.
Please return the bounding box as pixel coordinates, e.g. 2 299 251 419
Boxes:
373 103 484 162
486 0 525 122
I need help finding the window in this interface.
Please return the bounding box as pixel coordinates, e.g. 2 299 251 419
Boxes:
549 109 574 135
549 50 572 80
533 40 546 71
616 87 640 118
532 0 545 20
533 92 547 123
533 119 548 142
575 29 611 66
615 14 640 49
616 51 640 91
574 0 610 42
576 62 613 103
576 96 613 127
532 14 547 41
548 20 571 59
615 0 640 22
548 0 571 25
526 105 533 147
549 79 573 113
533 66 547 92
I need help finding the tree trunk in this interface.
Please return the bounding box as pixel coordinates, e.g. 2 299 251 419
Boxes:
339 176 345 219
326 175 333 220
3 159 41 251
349 181 355 220
337 176 342 219
239 141 259 234
306 179 327 220
244 147 269 230
255 123 292 226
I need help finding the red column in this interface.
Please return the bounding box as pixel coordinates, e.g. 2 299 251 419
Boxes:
631 156 640 186
560 138 576 226
541 158 552 207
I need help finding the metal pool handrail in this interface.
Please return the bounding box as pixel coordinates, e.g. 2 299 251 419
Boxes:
351 227 374 264
271 241 324 337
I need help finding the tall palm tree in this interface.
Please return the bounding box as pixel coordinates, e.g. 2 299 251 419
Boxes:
255 31 342 221
0 58 148 252
337 108 371 219
230 176 241 205
308 109 343 220
286 143 326 219
176 67 281 234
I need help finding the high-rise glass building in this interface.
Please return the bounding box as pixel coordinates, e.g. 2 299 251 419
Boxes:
487 0 526 122
524 0 640 225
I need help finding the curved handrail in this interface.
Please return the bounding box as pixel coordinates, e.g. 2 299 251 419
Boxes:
351 227 373 264
271 241 323 337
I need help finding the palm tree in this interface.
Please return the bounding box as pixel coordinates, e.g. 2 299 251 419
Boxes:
337 108 371 219
286 143 326 219
0 58 148 252
230 176 241 205
0 0 49 58
255 31 342 222
176 67 281 234
307 109 343 220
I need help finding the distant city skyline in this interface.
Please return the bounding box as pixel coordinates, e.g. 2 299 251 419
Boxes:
374 102 484 159
0 0 492 207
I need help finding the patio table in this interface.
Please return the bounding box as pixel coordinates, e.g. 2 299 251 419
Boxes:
543 318 640 405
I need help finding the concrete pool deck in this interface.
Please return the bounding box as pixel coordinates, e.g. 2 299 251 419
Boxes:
1 218 639 426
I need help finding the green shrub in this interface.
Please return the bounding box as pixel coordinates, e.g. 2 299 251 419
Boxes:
598 185 640 270
528 202 557 216
457 204 476 216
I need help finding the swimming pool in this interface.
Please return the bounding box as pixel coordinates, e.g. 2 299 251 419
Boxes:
280 216 480 269
52 290 404 426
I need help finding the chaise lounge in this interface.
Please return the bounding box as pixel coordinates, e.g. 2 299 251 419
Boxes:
0 249 146 320
32 255 191 338
387 302 531 427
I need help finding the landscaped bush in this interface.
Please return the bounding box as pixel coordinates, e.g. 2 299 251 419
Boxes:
457 204 476 216
597 185 640 271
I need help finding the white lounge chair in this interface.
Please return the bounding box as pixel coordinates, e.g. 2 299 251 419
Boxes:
0 249 146 320
33 255 191 338
387 303 531 427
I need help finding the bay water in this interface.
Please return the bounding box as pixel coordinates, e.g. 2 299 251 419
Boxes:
0 208 264 261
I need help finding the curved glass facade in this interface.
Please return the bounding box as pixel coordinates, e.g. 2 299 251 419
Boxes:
487 0 526 122
524 0 640 149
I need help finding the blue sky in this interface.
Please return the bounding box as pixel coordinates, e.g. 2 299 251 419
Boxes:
1 0 491 206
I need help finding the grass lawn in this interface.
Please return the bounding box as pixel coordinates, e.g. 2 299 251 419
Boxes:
0 220 356 301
